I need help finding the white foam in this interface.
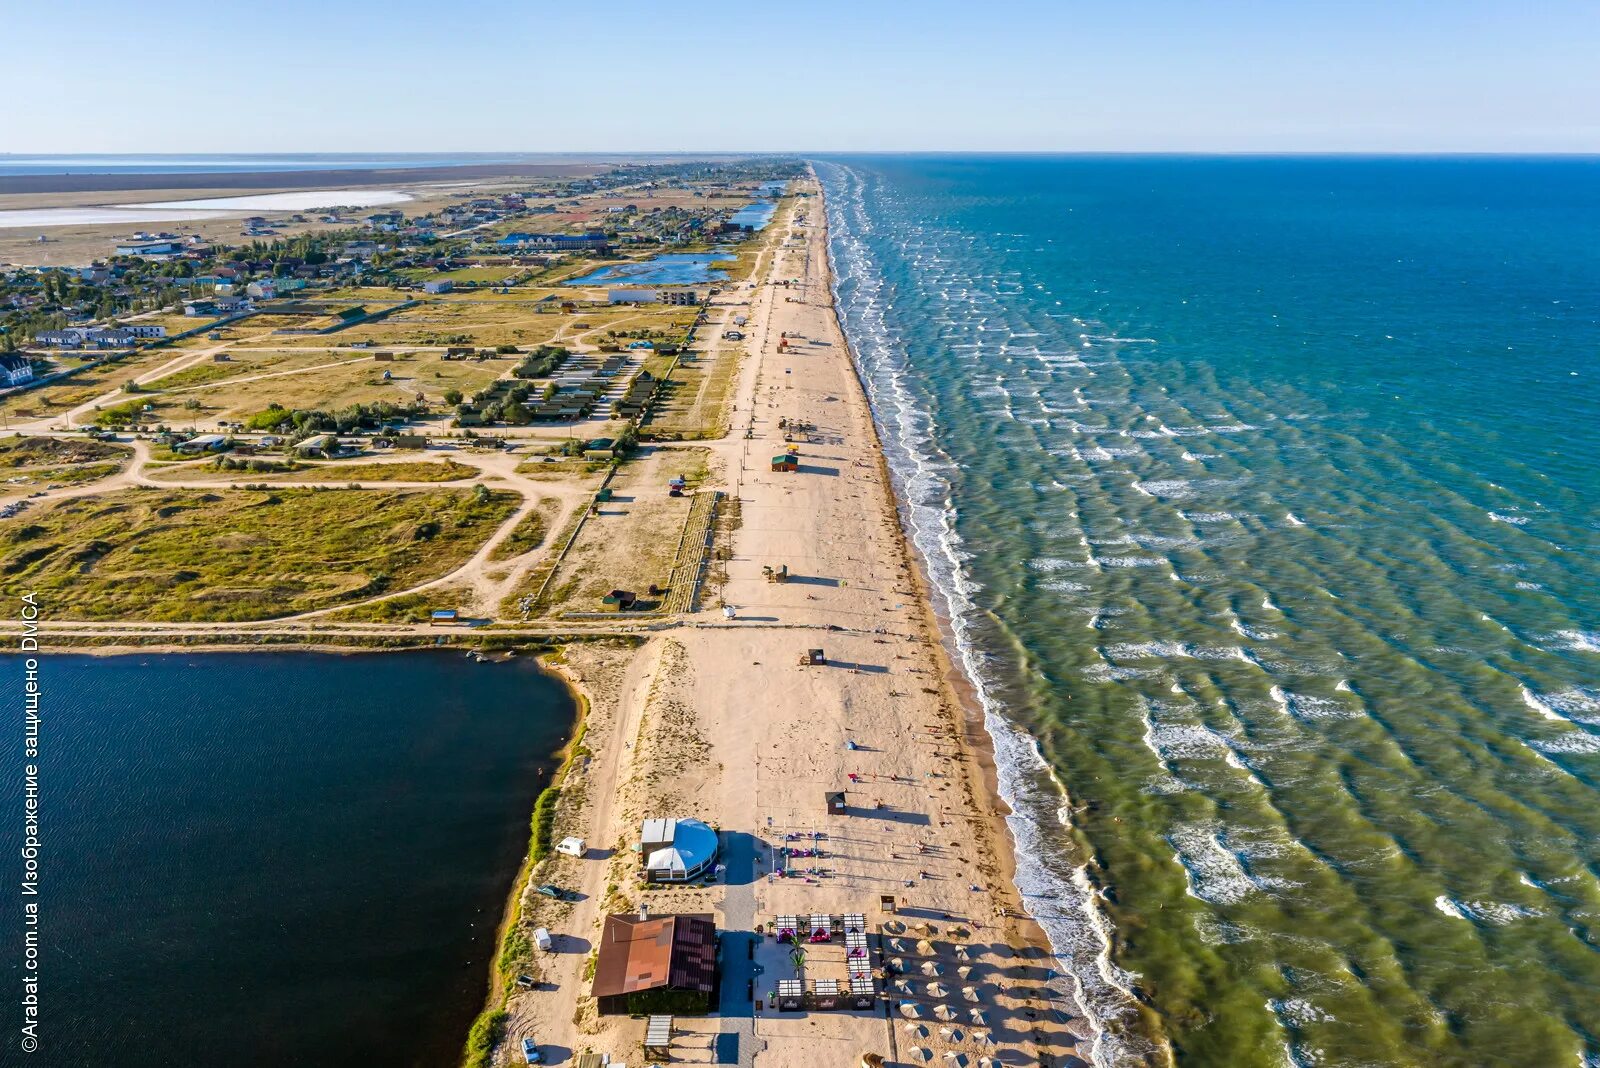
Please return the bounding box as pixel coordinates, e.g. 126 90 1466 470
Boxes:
1285 512 1306 528
1433 895 1545 925
1488 511 1530 526
818 161 1149 1067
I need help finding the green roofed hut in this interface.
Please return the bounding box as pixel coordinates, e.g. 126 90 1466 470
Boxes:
771 453 798 473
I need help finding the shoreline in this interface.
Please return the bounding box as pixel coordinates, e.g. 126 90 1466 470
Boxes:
21 167 1089 1067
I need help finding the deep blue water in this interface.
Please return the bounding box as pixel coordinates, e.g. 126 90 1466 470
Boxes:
818 155 1600 1067
0 652 574 1067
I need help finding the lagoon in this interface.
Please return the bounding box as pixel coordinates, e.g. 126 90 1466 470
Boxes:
565 251 736 286
0 651 575 1066
0 188 413 230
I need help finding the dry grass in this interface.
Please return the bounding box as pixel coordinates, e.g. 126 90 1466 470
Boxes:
0 485 519 621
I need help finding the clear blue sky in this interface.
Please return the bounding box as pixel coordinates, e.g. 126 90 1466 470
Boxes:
6 0 1598 153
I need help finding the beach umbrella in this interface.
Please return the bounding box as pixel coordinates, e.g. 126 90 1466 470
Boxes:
957 965 973 979
912 1047 932 1062
934 1004 957 1021
917 938 936 955
890 957 907 971
962 985 980 1002
953 945 971 961
927 982 947 998
921 960 944 976
971 1030 994 1046
968 1008 988 1025
899 1002 923 1019
893 979 911 994
888 937 907 952
903 1022 927 1038
945 1054 970 1067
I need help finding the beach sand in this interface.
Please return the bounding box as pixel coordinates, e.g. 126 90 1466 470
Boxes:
504 173 1087 1067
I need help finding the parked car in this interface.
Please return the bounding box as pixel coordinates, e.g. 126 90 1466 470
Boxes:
521 1037 542 1064
534 883 570 900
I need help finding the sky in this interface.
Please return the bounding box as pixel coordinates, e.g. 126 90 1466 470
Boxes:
3 0 1598 154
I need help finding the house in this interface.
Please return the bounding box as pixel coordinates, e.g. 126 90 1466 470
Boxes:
422 279 454 294
246 280 278 300
640 818 719 884
0 354 36 387
497 231 610 252
173 434 230 454
294 433 338 458
602 589 638 612
660 290 699 306
771 453 798 473
591 909 718 1016
115 239 178 257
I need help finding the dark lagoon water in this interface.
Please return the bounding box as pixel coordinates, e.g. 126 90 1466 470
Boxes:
565 252 736 286
818 156 1600 1067
0 652 574 1067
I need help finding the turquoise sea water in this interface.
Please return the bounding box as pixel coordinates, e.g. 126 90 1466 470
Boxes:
818 156 1600 1067
0 653 574 1066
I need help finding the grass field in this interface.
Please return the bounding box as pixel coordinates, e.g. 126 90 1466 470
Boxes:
0 485 519 621
144 457 480 483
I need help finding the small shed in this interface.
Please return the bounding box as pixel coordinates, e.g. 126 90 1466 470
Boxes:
825 791 848 815
802 649 826 666
880 894 897 914
603 589 638 612
771 453 798 473
430 609 459 626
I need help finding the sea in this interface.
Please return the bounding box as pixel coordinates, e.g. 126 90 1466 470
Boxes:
0 652 574 1067
817 155 1600 1067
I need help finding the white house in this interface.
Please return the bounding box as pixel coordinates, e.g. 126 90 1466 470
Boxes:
0 354 36 386
115 239 178 257
423 279 454 294
608 288 659 305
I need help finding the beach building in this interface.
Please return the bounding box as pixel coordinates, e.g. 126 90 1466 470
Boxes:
499 231 610 252
608 288 659 304
771 453 799 473
0 355 37 386
591 909 718 1016
115 238 178 257
640 817 719 883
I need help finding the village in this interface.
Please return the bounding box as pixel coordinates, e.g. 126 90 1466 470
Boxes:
0 164 1088 1068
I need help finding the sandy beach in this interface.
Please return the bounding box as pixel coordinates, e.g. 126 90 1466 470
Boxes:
501 172 1086 1067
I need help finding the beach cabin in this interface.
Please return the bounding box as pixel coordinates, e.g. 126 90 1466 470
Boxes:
603 589 639 612
825 790 848 815
429 609 459 626
771 453 798 473
802 649 826 666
